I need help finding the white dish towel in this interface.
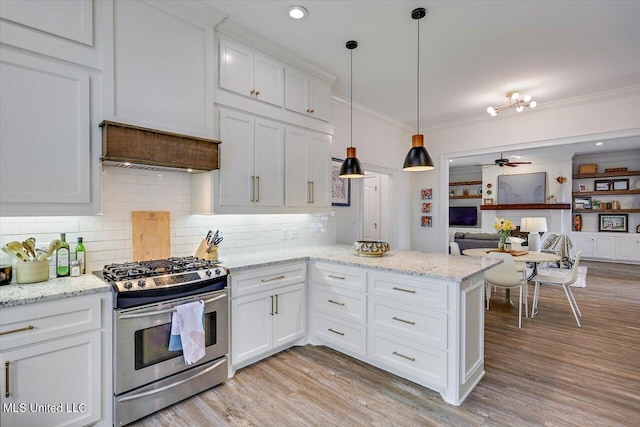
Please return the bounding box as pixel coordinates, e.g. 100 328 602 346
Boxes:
170 300 206 365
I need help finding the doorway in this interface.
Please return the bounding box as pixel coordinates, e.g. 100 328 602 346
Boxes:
362 171 393 243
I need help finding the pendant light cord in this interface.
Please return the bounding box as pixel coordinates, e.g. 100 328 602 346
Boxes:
416 16 420 134
350 47 353 149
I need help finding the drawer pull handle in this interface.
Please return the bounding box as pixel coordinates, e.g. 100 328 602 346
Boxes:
392 286 416 294
328 328 345 336
328 275 345 280
393 351 416 362
0 325 35 336
261 275 285 283
328 299 345 306
393 316 416 325
5 361 9 398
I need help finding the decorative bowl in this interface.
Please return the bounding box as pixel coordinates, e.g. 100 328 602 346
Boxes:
354 240 390 257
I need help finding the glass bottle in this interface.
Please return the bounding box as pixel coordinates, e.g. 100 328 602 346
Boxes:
76 237 86 274
56 233 70 277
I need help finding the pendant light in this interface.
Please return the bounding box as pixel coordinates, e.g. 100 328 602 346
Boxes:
403 7 435 172
339 40 365 178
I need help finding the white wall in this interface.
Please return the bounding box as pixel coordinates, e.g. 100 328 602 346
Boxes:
0 167 335 277
330 98 413 249
411 87 640 253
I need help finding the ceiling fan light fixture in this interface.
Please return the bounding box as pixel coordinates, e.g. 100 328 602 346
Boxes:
403 7 435 173
339 40 365 179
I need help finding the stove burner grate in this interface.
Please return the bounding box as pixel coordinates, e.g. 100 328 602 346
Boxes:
103 257 222 281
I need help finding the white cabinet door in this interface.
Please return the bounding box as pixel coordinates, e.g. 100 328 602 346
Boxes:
284 66 310 116
254 119 284 206
0 48 91 205
219 38 254 99
309 76 332 122
0 331 102 427
593 236 614 259
572 234 594 258
615 237 640 262
254 53 284 107
231 290 273 366
284 127 310 207
219 110 254 207
308 132 331 207
273 284 306 348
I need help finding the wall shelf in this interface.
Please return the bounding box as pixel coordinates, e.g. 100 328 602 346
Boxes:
449 180 482 186
573 170 640 179
573 208 640 214
480 203 571 210
450 195 482 200
572 189 640 196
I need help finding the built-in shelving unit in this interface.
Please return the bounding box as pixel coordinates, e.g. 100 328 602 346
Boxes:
573 208 640 213
572 170 640 179
573 190 640 196
449 180 482 199
481 203 571 210
449 180 482 186
450 195 482 200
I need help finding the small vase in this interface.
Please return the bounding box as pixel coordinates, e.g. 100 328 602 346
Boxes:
499 235 507 251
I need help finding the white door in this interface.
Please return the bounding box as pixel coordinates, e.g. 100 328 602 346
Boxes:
219 39 254 98
219 109 254 207
363 174 381 240
308 132 331 207
284 66 309 115
254 118 284 206
284 127 310 207
273 284 306 347
254 53 284 106
309 76 331 121
231 290 273 366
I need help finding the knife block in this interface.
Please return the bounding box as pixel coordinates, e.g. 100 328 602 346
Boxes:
195 239 218 261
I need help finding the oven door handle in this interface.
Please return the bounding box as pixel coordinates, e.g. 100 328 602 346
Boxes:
117 358 227 403
118 294 227 319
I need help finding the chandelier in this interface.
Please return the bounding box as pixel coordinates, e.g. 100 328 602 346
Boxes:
486 91 537 116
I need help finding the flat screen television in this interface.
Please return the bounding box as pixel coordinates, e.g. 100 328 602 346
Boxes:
498 172 546 204
449 206 478 227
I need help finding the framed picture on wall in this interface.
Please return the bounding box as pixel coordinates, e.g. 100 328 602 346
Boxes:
598 213 628 232
331 158 351 206
421 188 432 200
421 216 432 227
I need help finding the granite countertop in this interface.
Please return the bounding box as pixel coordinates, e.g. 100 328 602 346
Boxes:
222 244 499 283
0 273 111 308
0 245 497 309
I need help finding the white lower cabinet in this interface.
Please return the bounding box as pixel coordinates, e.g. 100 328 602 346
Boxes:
230 263 307 370
571 232 638 262
0 293 112 427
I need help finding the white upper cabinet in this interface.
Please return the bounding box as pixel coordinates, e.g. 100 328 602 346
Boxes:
285 66 332 122
219 38 284 107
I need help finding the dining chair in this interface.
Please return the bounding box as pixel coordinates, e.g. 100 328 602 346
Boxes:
531 251 583 327
484 252 527 328
450 241 461 255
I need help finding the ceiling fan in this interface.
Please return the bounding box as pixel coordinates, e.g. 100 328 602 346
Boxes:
479 153 532 168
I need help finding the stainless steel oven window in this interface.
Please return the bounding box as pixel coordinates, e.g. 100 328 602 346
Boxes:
134 312 218 370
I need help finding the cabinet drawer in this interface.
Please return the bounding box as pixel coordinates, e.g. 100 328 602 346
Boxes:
369 297 447 350
368 272 448 310
312 285 365 324
0 295 102 351
368 330 447 389
231 262 306 298
310 262 366 292
312 312 365 358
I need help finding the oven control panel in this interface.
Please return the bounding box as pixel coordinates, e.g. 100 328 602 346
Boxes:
112 267 228 292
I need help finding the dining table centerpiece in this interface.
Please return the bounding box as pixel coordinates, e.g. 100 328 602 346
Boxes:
494 217 517 251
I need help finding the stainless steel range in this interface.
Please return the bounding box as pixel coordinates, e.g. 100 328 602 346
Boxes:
103 257 229 426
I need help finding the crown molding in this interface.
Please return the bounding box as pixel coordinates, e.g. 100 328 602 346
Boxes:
331 95 413 132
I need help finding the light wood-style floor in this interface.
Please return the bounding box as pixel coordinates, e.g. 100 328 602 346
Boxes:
131 261 640 426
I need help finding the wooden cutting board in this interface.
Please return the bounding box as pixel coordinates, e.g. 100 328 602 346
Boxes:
131 211 171 261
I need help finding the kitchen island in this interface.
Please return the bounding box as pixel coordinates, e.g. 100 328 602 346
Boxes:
223 245 497 406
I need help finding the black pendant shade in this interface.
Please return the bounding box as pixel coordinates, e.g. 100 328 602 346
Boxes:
403 134 434 171
339 147 365 177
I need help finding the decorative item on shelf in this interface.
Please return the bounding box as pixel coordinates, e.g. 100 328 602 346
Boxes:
590 198 601 209
493 217 517 251
636 224 640 233
449 189 455 197
403 8 435 172
579 164 597 174
486 91 537 116
604 167 627 173
611 200 621 210
612 179 629 191
520 217 548 252
462 188 469 196
578 184 588 192
594 180 612 191
484 198 494 205
573 214 583 231
339 40 364 178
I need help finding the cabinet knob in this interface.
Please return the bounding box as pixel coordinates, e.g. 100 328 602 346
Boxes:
255 90 260 96
250 89 256 95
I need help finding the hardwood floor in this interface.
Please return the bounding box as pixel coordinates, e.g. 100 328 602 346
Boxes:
131 262 640 427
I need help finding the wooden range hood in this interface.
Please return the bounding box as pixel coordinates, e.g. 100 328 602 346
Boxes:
99 121 220 172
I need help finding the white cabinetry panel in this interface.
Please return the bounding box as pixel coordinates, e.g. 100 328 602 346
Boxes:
285 66 331 122
254 118 285 206
0 48 90 205
0 0 93 45
219 38 254 99
571 232 616 260
109 0 214 136
615 236 640 263
219 109 254 207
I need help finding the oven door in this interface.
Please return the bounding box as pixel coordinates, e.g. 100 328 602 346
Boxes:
114 289 228 395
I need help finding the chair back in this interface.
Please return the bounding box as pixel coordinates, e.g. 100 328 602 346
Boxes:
450 241 461 255
565 251 582 285
485 252 522 287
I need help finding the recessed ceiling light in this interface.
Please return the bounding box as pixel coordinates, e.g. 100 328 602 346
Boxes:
595 142 604 146
287 5 308 19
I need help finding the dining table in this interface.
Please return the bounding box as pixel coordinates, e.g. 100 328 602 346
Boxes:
462 247 562 306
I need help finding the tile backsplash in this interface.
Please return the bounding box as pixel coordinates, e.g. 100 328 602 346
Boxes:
0 167 336 275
